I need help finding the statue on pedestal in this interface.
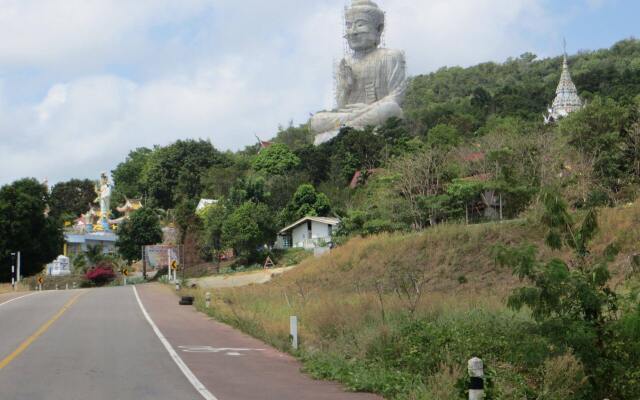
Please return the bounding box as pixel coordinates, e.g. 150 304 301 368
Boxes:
310 0 407 145
94 172 112 231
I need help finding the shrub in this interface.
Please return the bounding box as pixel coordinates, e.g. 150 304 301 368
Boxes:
85 262 116 286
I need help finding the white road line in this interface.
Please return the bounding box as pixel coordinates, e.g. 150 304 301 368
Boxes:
132 286 219 400
0 292 38 308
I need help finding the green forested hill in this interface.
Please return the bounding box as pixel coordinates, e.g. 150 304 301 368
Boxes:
405 38 640 135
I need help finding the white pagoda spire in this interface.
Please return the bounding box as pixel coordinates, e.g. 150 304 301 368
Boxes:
545 42 583 124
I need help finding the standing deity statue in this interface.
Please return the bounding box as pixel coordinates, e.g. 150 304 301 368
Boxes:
310 0 407 145
94 173 112 227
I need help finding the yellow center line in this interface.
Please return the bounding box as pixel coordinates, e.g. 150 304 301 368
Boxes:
0 291 85 371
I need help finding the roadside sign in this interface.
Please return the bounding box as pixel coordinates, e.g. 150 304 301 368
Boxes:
263 256 275 269
122 269 129 277
171 260 179 271
37 276 44 285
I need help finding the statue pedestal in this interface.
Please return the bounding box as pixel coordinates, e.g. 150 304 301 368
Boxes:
100 218 111 232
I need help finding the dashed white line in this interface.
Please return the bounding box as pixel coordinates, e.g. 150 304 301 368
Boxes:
132 285 218 400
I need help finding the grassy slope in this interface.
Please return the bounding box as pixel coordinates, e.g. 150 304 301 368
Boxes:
184 202 640 399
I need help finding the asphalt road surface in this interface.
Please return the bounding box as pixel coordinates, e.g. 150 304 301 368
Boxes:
0 285 380 400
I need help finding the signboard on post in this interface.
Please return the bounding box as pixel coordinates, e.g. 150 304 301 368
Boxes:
263 256 275 270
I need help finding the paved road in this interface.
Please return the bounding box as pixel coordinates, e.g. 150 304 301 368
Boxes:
0 285 380 400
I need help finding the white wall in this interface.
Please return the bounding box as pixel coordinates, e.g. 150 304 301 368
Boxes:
311 221 332 239
290 221 336 248
292 224 308 248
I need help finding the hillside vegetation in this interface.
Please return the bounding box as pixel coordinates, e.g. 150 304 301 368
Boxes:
186 201 640 399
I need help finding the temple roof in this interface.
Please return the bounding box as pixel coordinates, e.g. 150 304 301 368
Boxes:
546 55 583 123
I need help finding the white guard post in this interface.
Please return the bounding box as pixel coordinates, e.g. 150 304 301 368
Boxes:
290 316 298 350
468 357 484 400
205 292 211 308
17 251 21 283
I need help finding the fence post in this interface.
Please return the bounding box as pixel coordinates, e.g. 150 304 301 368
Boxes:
468 357 484 400
290 316 298 350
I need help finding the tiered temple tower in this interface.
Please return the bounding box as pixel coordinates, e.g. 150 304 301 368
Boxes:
545 53 583 124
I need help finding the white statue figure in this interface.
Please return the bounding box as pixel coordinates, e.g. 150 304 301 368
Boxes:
95 173 112 222
310 0 407 145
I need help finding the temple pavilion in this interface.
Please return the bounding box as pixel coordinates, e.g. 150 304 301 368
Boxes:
544 53 583 124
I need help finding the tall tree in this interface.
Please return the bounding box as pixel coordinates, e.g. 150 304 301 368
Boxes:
0 179 63 280
142 140 228 209
49 179 97 219
280 184 332 225
252 143 301 176
116 208 163 264
112 147 153 199
222 202 275 259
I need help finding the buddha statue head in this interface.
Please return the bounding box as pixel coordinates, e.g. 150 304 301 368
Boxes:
345 0 385 53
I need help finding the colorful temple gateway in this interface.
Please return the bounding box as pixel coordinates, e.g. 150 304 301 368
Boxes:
545 53 584 124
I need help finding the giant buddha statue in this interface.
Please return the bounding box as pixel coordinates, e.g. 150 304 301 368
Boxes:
310 0 407 145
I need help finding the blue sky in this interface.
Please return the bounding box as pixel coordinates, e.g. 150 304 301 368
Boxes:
0 0 638 185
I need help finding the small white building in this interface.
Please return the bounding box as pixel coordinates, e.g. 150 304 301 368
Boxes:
196 199 219 213
46 255 71 276
276 216 340 250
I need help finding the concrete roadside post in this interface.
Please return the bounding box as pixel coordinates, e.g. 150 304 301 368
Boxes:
65 283 69 290
17 251 21 284
468 357 484 400
205 292 211 308
290 316 298 350
10 252 16 290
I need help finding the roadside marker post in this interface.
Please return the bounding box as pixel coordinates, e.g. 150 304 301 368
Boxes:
468 357 484 400
17 251 21 284
65 283 69 290
205 292 211 308
37 276 44 292
290 316 298 350
10 252 16 290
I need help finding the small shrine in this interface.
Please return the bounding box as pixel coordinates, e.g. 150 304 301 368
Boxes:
62 173 144 257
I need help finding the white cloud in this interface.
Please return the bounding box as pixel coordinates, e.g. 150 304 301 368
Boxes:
0 0 210 68
0 0 561 185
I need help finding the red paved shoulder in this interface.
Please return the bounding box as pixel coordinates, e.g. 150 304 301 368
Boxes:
135 283 382 400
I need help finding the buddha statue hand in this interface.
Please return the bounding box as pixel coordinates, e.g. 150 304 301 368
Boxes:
338 60 354 92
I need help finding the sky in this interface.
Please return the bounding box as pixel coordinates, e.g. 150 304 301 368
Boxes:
0 0 638 185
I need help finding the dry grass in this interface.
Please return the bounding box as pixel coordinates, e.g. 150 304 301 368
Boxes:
188 202 640 350
0 283 29 294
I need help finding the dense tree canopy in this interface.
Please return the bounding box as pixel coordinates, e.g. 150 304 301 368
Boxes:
252 143 301 176
116 208 163 264
49 179 96 220
0 179 63 280
142 140 229 209
112 147 152 199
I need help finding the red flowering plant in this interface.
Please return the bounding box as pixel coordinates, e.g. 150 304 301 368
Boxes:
85 261 116 286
